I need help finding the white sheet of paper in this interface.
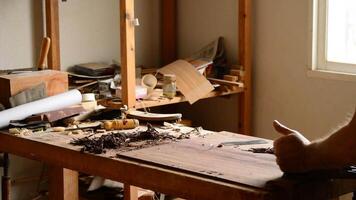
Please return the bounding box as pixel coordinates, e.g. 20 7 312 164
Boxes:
0 90 82 128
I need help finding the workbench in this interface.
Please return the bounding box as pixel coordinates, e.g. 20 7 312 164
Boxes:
0 130 355 200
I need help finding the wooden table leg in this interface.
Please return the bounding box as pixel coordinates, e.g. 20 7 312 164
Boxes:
2 153 10 200
124 184 138 200
48 166 79 200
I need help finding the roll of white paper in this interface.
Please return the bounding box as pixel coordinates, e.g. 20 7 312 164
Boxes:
0 90 82 129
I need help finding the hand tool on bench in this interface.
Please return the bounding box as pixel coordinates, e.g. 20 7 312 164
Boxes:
127 110 182 122
218 139 268 147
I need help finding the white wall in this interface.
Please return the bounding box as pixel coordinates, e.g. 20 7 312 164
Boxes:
177 0 238 64
0 0 43 69
59 0 160 70
0 0 160 71
253 1 355 198
253 0 356 141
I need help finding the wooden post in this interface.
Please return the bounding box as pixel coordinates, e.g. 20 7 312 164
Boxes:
161 0 177 65
238 0 252 135
48 166 79 200
45 0 61 70
124 184 138 200
120 0 136 108
2 153 10 200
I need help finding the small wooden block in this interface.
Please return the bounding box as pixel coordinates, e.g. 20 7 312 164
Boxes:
223 75 238 82
230 69 241 76
0 70 68 108
208 78 243 87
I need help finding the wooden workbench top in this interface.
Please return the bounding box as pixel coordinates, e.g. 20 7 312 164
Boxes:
120 131 281 189
0 129 356 200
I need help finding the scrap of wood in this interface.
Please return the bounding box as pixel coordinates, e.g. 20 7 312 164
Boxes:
0 70 68 108
158 60 214 104
223 75 239 82
208 78 244 87
76 80 98 90
141 66 158 75
25 106 86 123
127 110 182 122
63 105 106 125
230 69 242 76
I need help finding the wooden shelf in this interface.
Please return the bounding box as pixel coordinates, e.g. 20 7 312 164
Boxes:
43 0 252 134
100 87 244 110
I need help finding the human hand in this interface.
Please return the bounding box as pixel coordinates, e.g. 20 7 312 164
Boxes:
273 120 312 173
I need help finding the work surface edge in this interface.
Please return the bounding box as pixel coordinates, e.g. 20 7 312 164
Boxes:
0 131 270 200
1 131 356 200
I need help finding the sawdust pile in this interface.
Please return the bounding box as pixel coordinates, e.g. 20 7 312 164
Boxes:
70 124 178 154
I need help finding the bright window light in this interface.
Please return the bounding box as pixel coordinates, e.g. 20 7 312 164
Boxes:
327 0 356 64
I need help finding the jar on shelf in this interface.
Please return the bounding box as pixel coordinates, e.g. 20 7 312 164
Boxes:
163 74 176 99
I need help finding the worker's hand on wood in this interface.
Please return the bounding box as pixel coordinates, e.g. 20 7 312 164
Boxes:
273 120 313 173
274 109 356 173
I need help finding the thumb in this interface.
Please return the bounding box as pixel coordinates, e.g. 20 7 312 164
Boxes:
273 120 297 135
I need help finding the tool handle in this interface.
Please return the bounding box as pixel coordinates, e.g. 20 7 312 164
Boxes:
37 37 51 70
104 119 139 130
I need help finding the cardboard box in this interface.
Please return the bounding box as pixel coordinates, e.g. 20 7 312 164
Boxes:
0 70 68 108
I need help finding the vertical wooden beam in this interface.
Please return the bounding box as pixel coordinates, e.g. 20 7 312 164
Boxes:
45 0 61 70
48 166 79 200
238 0 252 135
2 153 10 200
120 0 136 108
161 0 177 65
124 184 138 200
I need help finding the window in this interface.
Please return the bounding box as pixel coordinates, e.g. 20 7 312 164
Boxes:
314 0 356 74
